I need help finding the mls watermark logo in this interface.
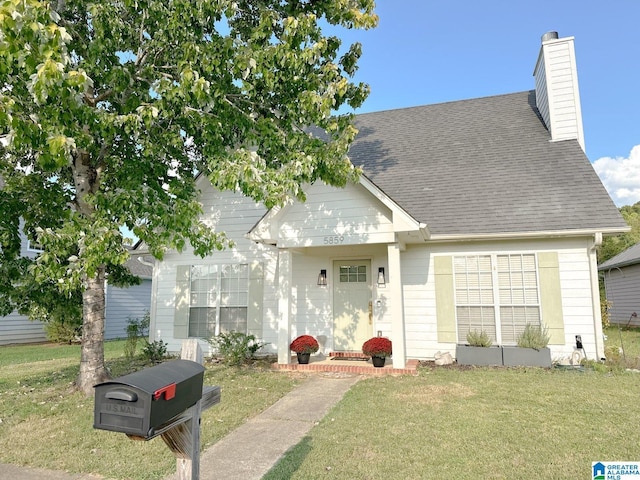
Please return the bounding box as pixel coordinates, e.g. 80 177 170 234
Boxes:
593 462 640 479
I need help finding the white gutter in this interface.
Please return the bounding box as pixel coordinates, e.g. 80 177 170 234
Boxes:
427 227 629 243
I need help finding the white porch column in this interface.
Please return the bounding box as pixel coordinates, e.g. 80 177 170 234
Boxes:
388 243 406 368
277 248 292 364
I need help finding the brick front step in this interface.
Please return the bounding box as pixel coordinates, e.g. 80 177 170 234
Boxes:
272 358 420 376
328 351 370 359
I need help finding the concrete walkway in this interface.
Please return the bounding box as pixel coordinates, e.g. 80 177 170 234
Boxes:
167 372 360 480
3 372 360 480
0 464 102 480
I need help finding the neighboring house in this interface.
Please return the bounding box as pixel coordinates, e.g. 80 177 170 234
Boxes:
598 243 640 328
0 234 153 345
0 225 48 345
148 32 628 367
104 249 154 340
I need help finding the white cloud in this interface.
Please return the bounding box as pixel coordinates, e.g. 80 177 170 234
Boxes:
593 145 640 207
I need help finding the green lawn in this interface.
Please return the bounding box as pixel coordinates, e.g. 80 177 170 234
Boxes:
264 327 640 480
265 366 640 480
1 330 640 480
0 341 302 480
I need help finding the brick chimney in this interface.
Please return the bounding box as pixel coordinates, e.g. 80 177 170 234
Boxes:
533 32 585 152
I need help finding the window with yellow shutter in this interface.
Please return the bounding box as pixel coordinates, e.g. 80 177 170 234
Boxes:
453 254 541 345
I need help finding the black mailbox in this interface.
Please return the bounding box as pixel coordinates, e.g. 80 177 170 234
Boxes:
94 359 205 439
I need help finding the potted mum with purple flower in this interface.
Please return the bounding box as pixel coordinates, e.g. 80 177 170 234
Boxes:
290 335 319 364
362 337 392 367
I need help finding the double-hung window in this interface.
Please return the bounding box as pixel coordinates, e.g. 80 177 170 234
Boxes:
454 254 540 345
188 264 249 337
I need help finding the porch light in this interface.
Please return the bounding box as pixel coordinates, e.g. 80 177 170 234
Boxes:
377 267 386 287
317 269 327 286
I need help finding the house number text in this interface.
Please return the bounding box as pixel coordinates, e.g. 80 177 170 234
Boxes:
323 235 345 245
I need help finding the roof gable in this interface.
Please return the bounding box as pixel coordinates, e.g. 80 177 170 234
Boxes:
248 179 424 247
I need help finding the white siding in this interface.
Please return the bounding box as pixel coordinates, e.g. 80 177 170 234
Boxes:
534 55 550 129
557 248 599 356
603 264 640 327
401 237 598 362
151 179 601 364
290 244 388 354
104 280 152 340
534 35 584 150
151 183 278 354
278 183 395 247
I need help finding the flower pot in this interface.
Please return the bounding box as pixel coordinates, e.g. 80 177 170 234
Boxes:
456 345 503 366
502 347 551 368
296 352 311 364
371 356 386 368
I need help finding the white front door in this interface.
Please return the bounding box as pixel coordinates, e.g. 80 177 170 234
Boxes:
333 260 373 352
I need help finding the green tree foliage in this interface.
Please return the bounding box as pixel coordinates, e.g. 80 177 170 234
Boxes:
0 0 377 393
599 201 640 264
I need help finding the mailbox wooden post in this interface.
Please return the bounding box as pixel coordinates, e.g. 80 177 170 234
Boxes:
93 339 220 480
161 339 214 480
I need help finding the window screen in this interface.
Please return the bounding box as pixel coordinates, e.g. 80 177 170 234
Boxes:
188 263 249 337
453 254 541 345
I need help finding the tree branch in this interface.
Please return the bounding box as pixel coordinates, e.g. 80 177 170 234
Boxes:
135 10 149 69
83 89 113 107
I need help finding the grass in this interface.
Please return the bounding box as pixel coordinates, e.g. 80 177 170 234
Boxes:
265 367 640 479
0 340 303 480
601 325 640 369
2 329 640 479
263 327 640 480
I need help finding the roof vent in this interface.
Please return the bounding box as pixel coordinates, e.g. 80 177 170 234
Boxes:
541 31 559 42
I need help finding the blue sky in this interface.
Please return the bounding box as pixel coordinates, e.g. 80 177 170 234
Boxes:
331 1 640 207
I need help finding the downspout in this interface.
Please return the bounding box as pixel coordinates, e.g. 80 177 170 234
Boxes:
589 232 605 360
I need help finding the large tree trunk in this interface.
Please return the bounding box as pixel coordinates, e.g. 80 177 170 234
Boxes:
77 265 110 395
73 149 110 395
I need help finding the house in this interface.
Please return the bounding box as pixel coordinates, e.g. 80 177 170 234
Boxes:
0 235 153 345
104 249 154 340
0 224 48 345
148 32 628 367
598 243 640 328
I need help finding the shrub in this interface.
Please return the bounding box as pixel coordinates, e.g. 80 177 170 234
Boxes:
124 311 150 360
141 339 168 363
517 324 550 350
601 299 612 329
45 320 82 344
289 335 319 354
362 337 393 358
208 331 267 366
466 330 493 347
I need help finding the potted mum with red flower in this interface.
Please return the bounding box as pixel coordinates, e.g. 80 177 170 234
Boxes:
290 335 319 364
362 337 392 367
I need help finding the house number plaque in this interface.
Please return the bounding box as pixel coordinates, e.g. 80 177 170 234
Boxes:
323 235 345 245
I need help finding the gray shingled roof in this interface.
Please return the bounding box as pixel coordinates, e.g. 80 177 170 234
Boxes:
598 243 640 270
124 253 153 278
348 91 627 237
